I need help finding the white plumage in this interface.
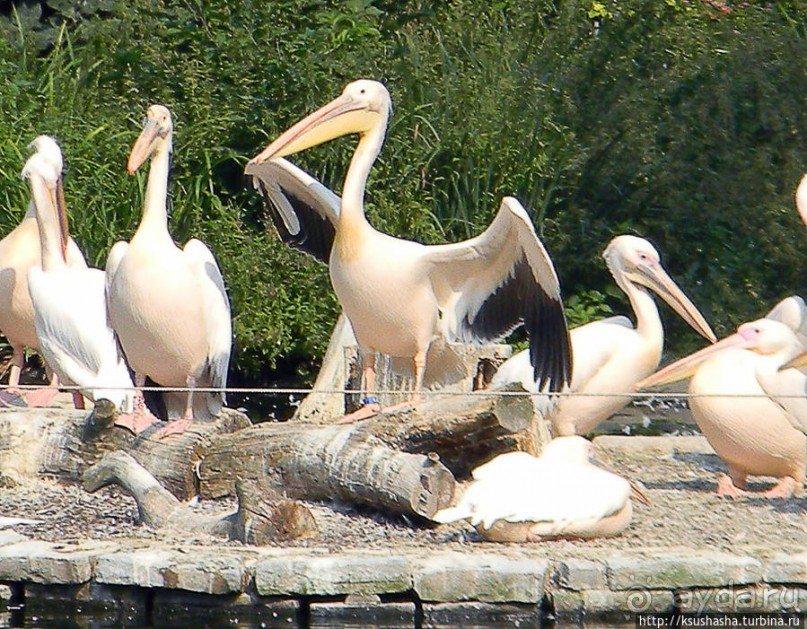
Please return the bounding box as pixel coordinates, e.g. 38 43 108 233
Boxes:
433 436 639 540
636 300 807 498
23 138 134 412
491 235 715 436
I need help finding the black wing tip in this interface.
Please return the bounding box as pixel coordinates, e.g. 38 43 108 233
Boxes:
248 174 334 265
528 292 573 394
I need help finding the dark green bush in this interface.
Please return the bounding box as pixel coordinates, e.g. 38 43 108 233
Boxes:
0 0 804 394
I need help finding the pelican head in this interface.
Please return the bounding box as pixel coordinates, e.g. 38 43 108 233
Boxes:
637 318 800 389
22 151 69 262
603 235 716 343
29 135 63 173
250 79 392 165
128 104 173 174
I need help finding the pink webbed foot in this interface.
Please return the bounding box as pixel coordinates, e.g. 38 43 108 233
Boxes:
336 401 382 425
716 474 750 498
21 387 59 408
153 418 192 439
762 476 798 499
113 410 160 435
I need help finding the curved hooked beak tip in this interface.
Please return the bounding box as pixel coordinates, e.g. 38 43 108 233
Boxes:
780 349 807 372
632 263 716 343
127 119 161 175
630 481 652 507
634 331 750 391
248 94 368 166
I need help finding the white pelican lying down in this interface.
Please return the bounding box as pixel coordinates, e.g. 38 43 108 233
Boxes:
0 136 87 405
106 105 232 435
636 302 807 498
491 235 715 435
433 436 648 541
23 140 134 413
246 80 572 417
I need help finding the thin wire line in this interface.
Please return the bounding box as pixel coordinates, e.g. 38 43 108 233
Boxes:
0 383 802 400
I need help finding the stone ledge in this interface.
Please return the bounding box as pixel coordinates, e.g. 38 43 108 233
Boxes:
766 553 807 585
254 553 411 596
0 540 117 585
0 543 806 622
412 553 548 603
95 549 249 594
606 552 763 590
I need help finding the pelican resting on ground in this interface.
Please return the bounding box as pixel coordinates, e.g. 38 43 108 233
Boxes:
23 139 135 414
0 136 87 406
636 304 807 498
246 79 572 420
106 105 232 435
433 436 649 542
491 235 716 436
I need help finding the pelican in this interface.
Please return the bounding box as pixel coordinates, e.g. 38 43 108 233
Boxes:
246 80 571 419
23 142 135 414
106 105 232 435
433 436 649 541
636 307 807 498
491 235 716 435
0 135 87 406
796 173 807 228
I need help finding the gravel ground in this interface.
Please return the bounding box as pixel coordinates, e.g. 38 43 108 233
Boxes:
1 435 804 557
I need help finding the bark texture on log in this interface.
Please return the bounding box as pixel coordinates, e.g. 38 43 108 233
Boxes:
0 404 250 500
83 451 317 543
2 384 546 522
199 423 455 519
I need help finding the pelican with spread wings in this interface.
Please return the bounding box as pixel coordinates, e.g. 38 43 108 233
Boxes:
246 80 571 419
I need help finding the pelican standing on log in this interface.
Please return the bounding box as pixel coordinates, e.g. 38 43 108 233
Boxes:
23 138 135 413
106 105 232 435
246 80 572 419
491 235 716 435
636 303 807 498
0 136 87 406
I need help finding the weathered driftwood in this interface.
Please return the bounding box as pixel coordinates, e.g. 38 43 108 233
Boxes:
2 382 547 522
199 422 456 519
83 451 317 542
199 389 544 515
0 403 250 500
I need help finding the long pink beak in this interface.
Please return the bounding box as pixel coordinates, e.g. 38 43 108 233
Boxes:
635 331 753 390
127 119 162 174
248 94 365 165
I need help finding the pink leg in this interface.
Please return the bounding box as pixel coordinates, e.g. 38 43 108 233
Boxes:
716 473 750 498
72 391 86 410
337 350 381 424
0 346 26 407
410 349 427 404
153 376 195 438
113 373 159 435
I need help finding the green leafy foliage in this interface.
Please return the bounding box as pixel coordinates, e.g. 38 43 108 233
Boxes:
0 0 803 393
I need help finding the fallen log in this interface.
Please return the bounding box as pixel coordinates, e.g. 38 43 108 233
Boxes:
199 422 456 519
199 389 545 516
83 451 317 543
0 403 250 500
1 383 547 522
